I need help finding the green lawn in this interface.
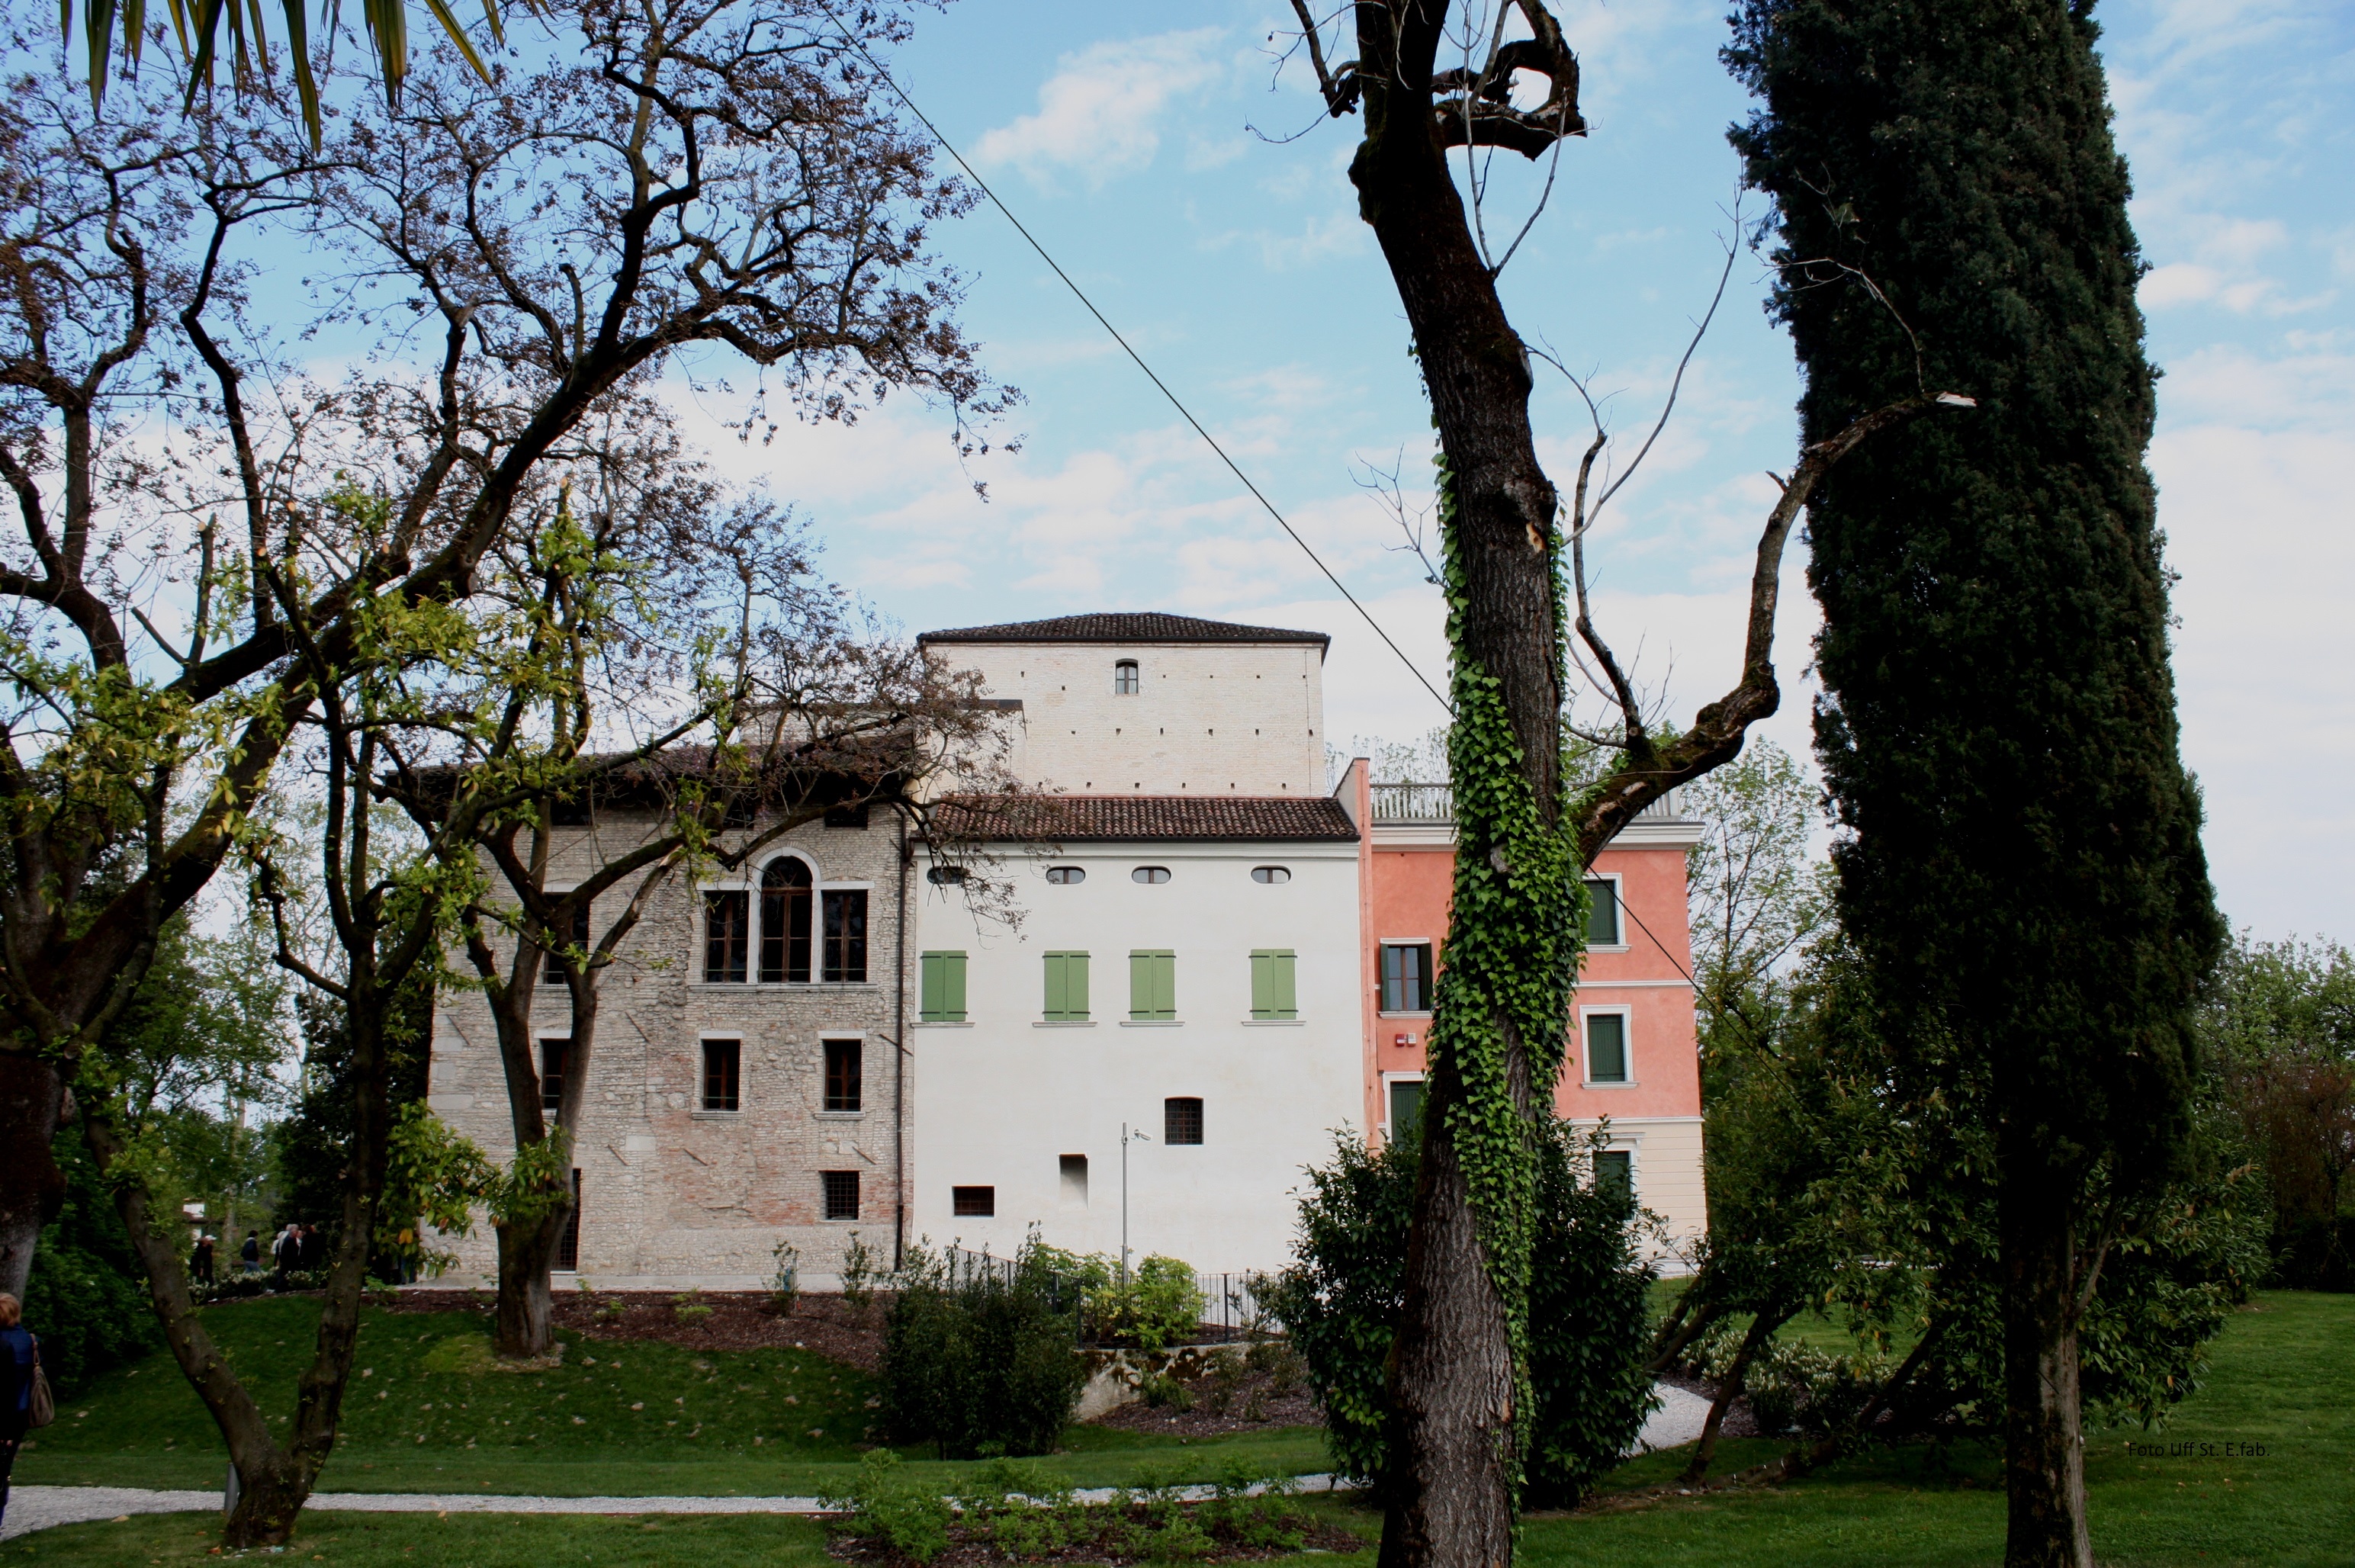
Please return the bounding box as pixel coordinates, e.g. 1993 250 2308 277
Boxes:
15 1291 2347 1566
11 1296 1323 1496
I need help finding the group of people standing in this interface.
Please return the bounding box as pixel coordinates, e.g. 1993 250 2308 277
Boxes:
186 1222 329 1290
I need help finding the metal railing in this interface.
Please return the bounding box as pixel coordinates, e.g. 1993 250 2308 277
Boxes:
933 1245 1280 1345
1369 780 1692 825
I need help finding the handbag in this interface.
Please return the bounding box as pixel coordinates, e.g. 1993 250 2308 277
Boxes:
27 1341 54 1428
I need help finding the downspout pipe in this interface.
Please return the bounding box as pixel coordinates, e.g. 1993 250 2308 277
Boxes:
893 811 910 1272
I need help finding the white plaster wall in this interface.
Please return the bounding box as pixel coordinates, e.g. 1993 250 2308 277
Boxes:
928 641 1325 795
1567 1115 1708 1276
912 839 1362 1274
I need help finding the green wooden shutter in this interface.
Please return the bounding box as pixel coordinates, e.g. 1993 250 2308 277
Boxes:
1130 951 1175 1020
944 952 967 1020
1586 1014 1628 1081
1251 950 1298 1018
1046 953 1087 1020
1585 877 1621 946
922 952 966 1022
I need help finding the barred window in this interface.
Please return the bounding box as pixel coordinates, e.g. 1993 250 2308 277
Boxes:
823 1171 860 1223
952 1185 995 1217
1164 1097 1203 1146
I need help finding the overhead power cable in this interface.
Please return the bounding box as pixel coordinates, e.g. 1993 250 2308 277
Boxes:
820 9 1452 716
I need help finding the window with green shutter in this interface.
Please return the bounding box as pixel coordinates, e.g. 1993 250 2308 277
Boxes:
920 951 967 1022
1043 952 1090 1020
1129 951 1176 1020
1249 949 1298 1019
1584 876 1621 946
1585 1012 1630 1082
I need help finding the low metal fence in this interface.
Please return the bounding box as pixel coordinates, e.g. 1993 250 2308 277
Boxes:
929 1245 1281 1345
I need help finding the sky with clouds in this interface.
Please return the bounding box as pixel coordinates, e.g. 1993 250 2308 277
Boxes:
660 0 2354 946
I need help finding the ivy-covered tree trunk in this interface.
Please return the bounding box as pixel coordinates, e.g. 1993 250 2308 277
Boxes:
1727 4 2225 1563
1345 11 1575 1565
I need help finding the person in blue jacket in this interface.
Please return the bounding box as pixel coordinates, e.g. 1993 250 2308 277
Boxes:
0 1292 35 1533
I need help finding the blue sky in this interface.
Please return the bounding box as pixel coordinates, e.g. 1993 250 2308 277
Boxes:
663 0 2353 945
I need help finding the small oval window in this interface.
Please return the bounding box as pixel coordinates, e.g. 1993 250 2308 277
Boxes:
927 866 968 886
1045 866 1086 885
1132 866 1171 885
1113 659 1140 695
1251 866 1291 884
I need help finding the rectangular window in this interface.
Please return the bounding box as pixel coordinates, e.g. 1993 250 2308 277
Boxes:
821 889 868 982
1129 951 1177 1020
1593 1149 1634 1206
952 1185 996 1217
1249 949 1298 1019
701 1039 741 1112
1585 877 1622 946
538 1038 569 1118
556 1168 582 1271
542 902 591 985
920 951 968 1022
1059 1154 1088 1207
1586 1013 1630 1083
823 1038 863 1113
1043 952 1091 1020
822 1170 860 1222
703 890 749 983
1380 943 1433 1013
1165 1096 1203 1145
1387 1078 1424 1142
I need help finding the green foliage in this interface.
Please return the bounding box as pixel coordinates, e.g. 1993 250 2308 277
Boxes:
380 1104 494 1278
839 1229 879 1311
1261 1121 1656 1506
2198 933 2355 1288
23 1131 159 1393
1419 455 1587 1483
769 1239 802 1313
879 1238 1088 1458
822 1450 953 1563
274 973 435 1241
1119 1256 1207 1352
1138 1370 1195 1412
1728 0 2222 1197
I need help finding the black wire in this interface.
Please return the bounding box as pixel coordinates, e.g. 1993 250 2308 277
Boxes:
821 8 1453 717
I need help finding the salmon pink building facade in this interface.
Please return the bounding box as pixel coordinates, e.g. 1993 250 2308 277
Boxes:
1339 764 1708 1266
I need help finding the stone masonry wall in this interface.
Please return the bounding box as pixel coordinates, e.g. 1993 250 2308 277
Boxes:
426 808 912 1289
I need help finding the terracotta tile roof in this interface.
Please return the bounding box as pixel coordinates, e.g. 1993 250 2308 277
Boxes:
917 612 1329 648
933 794 1357 843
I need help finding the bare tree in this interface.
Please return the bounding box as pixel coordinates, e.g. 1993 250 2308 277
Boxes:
0 0 994 1317
1279 5 1968 1560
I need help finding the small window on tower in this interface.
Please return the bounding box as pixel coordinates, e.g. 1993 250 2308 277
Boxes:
1113 660 1140 694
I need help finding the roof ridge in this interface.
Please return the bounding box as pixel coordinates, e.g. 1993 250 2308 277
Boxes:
917 612 1329 647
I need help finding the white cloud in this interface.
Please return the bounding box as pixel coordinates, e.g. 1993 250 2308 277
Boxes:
974 31 1227 189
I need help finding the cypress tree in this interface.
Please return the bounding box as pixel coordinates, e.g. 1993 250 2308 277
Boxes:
1725 4 2224 1564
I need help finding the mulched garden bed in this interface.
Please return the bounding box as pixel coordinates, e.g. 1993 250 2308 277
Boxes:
1084 1374 1322 1439
376 1289 886 1371
825 1505 1364 1566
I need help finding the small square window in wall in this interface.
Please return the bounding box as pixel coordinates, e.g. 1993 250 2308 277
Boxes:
1586 1014 1630 1083
1584 877 1621 946
1165 1096 1204 1145
823 1038 863 1113
702 1039 741 1112
953 1185 996 1217
823 1170 860 1222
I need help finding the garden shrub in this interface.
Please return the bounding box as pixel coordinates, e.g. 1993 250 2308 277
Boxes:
879 1236 1087 1457
1260 1119 1657 1507
823 1450 951 1563
24 1134 159 1393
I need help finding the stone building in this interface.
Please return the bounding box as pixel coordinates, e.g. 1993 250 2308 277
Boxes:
426 800 915 1289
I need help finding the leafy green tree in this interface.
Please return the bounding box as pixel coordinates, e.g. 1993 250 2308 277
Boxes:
1263 1120 1655 1509
2200 935 2355 1286
1729 3 2225 1560
24 1132 159 1393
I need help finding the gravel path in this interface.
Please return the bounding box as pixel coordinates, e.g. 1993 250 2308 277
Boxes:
6 1384 1704 1542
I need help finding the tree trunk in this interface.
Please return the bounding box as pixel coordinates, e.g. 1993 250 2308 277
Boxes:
1378 1057 1516 1568
2000 1171 2092 1568
0 1053 66 1299
1683 1310 1778 1483
493 1205 570 1359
